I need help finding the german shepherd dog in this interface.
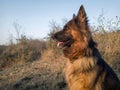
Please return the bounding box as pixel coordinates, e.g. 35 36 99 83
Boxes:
52 5 120 90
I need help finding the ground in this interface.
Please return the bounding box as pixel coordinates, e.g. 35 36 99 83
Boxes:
0 56 68 90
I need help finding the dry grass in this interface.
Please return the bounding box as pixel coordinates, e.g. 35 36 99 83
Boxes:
0 39 46 69
93 31 120 78
0 31 120 90
0 49 67 90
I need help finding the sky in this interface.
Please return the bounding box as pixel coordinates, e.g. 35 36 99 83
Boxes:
0 0 120 44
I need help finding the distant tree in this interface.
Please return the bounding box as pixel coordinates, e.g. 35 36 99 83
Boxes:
13 21 22 41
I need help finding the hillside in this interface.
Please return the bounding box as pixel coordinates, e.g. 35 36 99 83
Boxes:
0 31 120 90
0 52 67 90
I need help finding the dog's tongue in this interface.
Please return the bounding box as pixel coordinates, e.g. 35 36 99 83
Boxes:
57 42 64 47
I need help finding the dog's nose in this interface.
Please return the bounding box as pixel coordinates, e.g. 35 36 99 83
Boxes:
51 34 56 39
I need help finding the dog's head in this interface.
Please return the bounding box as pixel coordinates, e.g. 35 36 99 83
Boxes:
52 5 96 59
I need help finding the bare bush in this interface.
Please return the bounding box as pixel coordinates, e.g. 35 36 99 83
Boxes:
0 39 46 69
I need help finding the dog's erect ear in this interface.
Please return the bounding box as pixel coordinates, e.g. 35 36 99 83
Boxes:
77 5 87 24
73 14 76 19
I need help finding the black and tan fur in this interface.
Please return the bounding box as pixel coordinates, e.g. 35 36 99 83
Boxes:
52 5 120 90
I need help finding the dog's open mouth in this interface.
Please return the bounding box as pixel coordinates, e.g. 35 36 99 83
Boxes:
51 33 73 48
56 39 72 48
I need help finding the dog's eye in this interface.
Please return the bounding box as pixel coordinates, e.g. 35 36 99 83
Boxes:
63 25 69 31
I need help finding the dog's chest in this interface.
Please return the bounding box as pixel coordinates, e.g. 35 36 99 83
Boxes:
64 58 97 90
65 68 96 90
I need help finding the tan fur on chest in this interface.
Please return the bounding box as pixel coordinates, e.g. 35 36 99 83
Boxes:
64 57 100 90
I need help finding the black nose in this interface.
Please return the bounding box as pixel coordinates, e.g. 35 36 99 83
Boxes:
51 34 56 39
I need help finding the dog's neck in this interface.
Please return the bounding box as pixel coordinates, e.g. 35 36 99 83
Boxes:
66 56 97 74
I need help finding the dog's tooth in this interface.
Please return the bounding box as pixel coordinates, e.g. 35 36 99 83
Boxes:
57 42 60 47
57 42 63 47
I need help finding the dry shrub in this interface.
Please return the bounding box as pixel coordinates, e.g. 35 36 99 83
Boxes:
0 39 46 69
42 21 63 61
0 45 7 55
93 31 120 72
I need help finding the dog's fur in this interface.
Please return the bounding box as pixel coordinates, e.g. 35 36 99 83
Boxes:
52 5 120 90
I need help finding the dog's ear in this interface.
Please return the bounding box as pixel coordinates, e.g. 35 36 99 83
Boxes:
77 5 88 25
73 14 76 19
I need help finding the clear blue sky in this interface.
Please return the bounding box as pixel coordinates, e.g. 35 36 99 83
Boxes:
0 0 120 44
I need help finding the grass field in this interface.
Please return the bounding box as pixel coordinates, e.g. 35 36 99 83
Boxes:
0 30 120 90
